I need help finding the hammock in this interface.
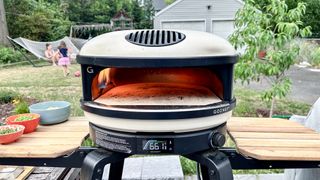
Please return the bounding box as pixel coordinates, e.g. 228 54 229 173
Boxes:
7 36 88 61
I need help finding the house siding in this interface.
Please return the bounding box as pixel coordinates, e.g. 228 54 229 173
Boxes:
154 0 243 32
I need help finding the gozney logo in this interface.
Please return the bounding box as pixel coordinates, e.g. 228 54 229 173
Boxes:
87 67 94 73
213 106 229 115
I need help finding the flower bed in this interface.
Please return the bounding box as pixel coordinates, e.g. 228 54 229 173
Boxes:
0 91 39 124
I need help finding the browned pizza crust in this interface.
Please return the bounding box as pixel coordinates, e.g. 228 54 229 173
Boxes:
95 83 221 106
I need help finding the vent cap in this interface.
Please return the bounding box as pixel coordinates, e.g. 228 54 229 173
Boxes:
125 30 186 47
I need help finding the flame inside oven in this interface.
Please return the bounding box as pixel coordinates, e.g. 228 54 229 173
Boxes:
92 68 223 106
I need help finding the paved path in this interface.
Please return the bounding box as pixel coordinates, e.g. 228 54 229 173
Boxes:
186 174 285 180
102 156 184 180
236 66 320 104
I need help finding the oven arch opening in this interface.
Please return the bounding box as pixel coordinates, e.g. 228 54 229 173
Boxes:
91 67 224 107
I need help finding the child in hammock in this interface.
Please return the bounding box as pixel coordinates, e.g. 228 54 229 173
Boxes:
58 41 72 76
44 43 59 66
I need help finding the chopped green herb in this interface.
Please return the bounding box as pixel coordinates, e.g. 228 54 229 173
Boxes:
14 116 33 122
0 128 17 135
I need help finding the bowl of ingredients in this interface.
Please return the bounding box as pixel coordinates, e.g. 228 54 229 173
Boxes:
29 101 71 125
6 113 40 133
0 125 25 144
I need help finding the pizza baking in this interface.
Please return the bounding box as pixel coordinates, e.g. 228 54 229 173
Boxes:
95 83 221 106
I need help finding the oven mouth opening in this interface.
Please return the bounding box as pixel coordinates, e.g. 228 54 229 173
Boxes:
82 67 236 119
91 67 225 109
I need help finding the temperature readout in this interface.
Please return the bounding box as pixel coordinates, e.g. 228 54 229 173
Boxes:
142 139 173 153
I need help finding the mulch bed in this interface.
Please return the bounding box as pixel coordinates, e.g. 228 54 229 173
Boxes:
0 97 39 124
256 108 290 117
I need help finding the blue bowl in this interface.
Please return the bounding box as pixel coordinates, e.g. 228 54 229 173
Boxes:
29 101 71 125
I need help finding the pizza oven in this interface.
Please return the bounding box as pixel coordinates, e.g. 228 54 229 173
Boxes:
77 30 238 155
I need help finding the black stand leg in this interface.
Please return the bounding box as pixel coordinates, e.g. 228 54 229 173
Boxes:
80 149 129 180
185 150 233 180
200 164 210 179
109 160 125 180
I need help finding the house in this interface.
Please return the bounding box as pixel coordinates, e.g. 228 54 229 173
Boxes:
139 0 168 13
152 0 167 13
153 0 243 39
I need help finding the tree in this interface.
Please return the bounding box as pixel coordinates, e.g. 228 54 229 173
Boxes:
131 0 154 29
230 0 311 117
140 0 154 29
4 0 153 40
301 0 320 37
251 0 320 38
5 0 71 41
0 0 9 45
131 0 143 29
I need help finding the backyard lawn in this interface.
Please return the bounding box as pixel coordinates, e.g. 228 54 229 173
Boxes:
0 64 312 175
0 64 311 118
0 64 83 117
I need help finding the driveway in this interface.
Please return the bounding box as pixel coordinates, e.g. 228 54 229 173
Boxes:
236 66 320 105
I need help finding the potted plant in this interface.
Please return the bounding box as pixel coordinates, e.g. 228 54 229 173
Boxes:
0 125 25 144
6 113 40 134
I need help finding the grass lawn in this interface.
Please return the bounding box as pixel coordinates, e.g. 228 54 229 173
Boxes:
0 64 312 175
0 64 84 116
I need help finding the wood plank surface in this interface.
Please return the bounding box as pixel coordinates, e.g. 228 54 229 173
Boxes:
26 167 69 180
0 166 34 180
228 117 320 161
16 167 34 180
0 166 23 179
0 117 89 158
63 168 81 180
230 132 320 140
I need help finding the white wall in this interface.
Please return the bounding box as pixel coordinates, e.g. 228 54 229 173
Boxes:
154 0 243 33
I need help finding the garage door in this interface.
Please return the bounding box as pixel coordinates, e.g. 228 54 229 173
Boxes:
161 21 206 32
211 20 234 39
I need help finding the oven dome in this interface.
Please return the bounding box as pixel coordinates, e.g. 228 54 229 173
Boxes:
79 30 237 58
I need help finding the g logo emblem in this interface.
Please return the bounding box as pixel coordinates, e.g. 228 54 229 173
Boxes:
87 67 94 74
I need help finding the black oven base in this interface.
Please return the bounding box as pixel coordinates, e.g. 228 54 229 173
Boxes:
89 122 227 155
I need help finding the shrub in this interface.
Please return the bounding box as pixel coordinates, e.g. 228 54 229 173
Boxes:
0 47 22 64
0 90 19 104
180 157 197 175
14 101 30 114
297 41 314 63
310 47 320 68
296 40 320 67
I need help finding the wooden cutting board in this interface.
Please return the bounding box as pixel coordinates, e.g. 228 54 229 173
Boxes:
228 117 320 161
0 117 89 158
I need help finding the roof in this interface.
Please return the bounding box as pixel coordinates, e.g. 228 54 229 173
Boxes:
155 0 244 17
111 10 132 21
152 0 167 11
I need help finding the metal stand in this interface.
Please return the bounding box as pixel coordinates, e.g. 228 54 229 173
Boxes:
7 36 40 67
80 149 129 180
1 147 320 180
80 148 232 180
185 150 233 180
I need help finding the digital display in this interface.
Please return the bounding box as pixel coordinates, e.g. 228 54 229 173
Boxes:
142 139 174 153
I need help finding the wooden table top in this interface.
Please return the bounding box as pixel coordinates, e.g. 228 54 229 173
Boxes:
1 116 320 161
227 117 320 161
0 117 89 158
